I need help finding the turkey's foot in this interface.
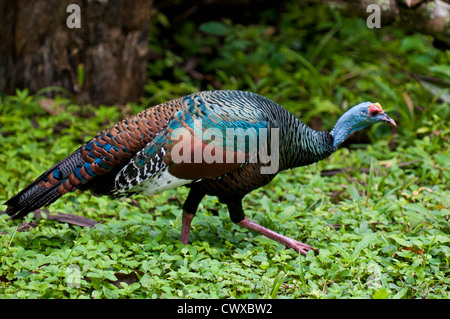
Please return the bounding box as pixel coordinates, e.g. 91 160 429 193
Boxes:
237 217 318 256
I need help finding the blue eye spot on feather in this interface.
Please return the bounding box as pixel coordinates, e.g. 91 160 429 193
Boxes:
73 166 84 181
84 163 95 177
53 168 61 179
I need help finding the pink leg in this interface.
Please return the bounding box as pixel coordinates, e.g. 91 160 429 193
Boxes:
237 217 318 255
180 210 194 244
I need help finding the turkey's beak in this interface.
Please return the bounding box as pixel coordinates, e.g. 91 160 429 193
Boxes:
381 114 397 127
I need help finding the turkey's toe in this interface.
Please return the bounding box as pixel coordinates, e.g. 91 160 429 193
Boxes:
286 239 319 256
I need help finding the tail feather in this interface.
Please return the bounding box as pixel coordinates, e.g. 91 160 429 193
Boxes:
4 150 84 219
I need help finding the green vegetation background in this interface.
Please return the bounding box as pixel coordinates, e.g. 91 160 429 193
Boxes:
0 3 449 298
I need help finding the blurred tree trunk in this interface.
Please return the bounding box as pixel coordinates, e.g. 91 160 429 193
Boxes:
0 0 152 106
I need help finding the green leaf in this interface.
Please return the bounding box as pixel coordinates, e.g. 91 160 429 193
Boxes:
199 21 229 36
261 195 272 214
267 272 286 298
404 203 429 215
351 233 377 260
310 263 326 276
373 288 390 299
348 183 360 201
140 273 153 289
429 64 450 79
252 254 268 263
365 158 375 207
399 36 427 53
103 272 118 281
392 237 412 247
278 205 301 223
392 288 408 299
103 285 119 299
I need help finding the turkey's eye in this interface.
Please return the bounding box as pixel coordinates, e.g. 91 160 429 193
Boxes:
369 104 383 117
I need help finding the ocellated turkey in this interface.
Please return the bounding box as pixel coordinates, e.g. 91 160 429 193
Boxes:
4 90 396 255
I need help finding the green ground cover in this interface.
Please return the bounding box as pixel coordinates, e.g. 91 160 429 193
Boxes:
0 3 449 298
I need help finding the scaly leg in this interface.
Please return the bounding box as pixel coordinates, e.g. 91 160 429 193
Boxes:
227 198 317 256
180 186 205 244
181 211 194 244
237 217 317 255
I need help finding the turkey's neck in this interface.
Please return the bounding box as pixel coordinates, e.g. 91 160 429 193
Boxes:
279 116 336 171
329 111 368 148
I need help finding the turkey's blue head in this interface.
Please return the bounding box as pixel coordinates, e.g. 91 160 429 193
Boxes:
330 102 396 148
